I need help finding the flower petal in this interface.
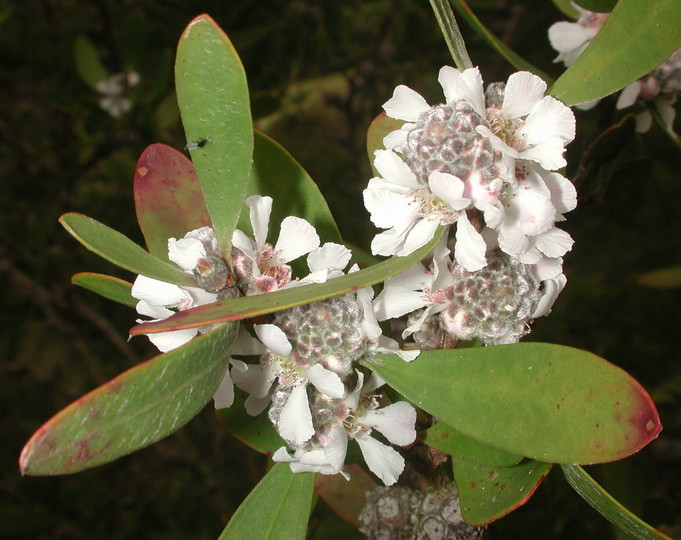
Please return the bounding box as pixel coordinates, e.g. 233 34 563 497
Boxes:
307 243 352 273
132 275 192 308
306 364 345 398
355 433 405 486
373 286 429 321
278 385 315 444
373 149 421 189
254 324 292 356
454 213 487 271
213 369 234 409
534 227 574 258
522 96 576 146
428 171 470 210
383 85 430 121
168 236 206 271
146 328 198 352
275 216 320 262
502 72 547 119
246 195 273 248
362 401 417 446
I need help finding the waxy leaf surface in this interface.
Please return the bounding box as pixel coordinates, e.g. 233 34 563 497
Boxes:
452 457 552 525
423 422 523 467
562 465 672 540
20 323 237 475
365 343 661 464
133 143 211 261
550 0 681 106
314 464 378 528
60 213 195 287
71 272 136 308
129 228 443 334
219 463 313 540
175 15 253 256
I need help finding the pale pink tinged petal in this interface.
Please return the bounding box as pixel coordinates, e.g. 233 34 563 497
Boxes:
306 364 345 398
146 328 198 352
371 228 407 257
374 286 429 321
517 246 543 265
275 216 320 262
522 97 576 145
519 137 567 170
428 171 470 210
548 22 594 54
273 446 297 463
454 67 486 116
132 275 191 307
502 72 548 118
307 243 352 273
482 201 505 229
279 385 315 444
396 218 441 256
363 186 419 229
476 125 520 161
244 394 271 416
254 324 293 356
383 128 409 151
230 229 256 260
362 402 417 445
543 172 577 213
213 370 234 409
373 150 421 189
533 273 567 317
498 221 530 256
514 190 556 236
616 81 641 109
231 361 277 398
454 213 487 271
532 256 563 281
635 111 653 133
383 85 430 122
437 65 463 103
168 237 206 271
384 260 429 290
534 227 574 258
356 434 405 486
402 305 434 337
232 326 268 356
135 299 173 320
246 195 273 248
324 426 349 470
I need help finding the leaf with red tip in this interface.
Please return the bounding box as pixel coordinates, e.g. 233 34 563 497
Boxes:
133 143 211 261
128 227 444 335
315 464 378 528
366 112 403 176
452 457 552 525
363 343 662 464
20 323 237 475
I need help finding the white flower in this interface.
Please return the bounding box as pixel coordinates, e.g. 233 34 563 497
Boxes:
231 195 320 294
96 72 140 118
548 7 608 67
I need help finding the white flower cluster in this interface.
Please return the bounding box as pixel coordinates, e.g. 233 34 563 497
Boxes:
549 6 681 132
130 195 419 485
364 67 576 345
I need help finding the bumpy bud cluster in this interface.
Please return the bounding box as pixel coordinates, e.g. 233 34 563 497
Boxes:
360 485 484 540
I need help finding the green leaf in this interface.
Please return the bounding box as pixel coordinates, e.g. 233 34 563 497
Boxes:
452 457 553 525
73 36 109 90
429 0 473 71
219 463 314 540
175 14 253 256
366 113 404 176
364 343 661 464
129 228 444 335
562 465 673 540
422 422 523 467
20 323 238 475
216 389 283 454
59 213 195 287
71 272 137 308
637 265 681 289
133 143 212 261
243 130 342 244
314 464 378 528
449 0 552 82
551 0 581 18
550 0 681 106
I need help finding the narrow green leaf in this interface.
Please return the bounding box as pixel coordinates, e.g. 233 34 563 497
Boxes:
71 272 136 308
129 228 444 335
219 463 314 540
175 14 253 256
429 0 473 71
562 465 673 540
550 0 681 106
243 130 342 244
216 389 283 454
60 213 195 287
551 0 581 19
453 458 553 525
133 143 212 261
449 0 552 82
363 344 662 464
73 36 109 90
423 422 523 467
366 113 404 176
637 265 681 289
314 464 378 528
20 323 238 475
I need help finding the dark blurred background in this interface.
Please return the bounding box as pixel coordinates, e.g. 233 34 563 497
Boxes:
1 0 679 538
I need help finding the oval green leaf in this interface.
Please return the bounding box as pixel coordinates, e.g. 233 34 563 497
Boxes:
550 0 681 106
73 36 109 90
637 265 681 289
219 463 314 540
562 465 673 540
129 227 444 335
175 14 253 256
71 272 137 308
423 422 523 467
20 323 238 475
363 343 662 464
133 143 212 261
60 213 195 287
452 457 552 526
59 212 196 287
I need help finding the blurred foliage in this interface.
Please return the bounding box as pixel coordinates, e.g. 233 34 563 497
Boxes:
1 0 679 538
